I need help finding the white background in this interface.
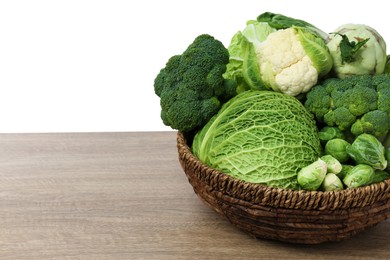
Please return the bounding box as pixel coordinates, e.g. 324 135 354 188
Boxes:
0 0 388 133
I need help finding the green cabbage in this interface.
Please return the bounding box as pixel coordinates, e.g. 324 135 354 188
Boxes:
192 90 322 190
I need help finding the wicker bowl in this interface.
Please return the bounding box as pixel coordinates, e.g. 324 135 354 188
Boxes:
177 131 390 244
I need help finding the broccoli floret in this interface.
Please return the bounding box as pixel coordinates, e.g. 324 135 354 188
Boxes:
304 85 331 121
351 110 390 139
154 34 235 132
377 81 390 114
340 86 378 116
329 76 378 116
324 107 356 130
304 74 390 142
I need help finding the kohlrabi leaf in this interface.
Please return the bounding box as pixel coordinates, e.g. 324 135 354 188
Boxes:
337 33 370 64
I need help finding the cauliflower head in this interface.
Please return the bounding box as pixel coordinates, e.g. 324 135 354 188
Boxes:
256 27 332 96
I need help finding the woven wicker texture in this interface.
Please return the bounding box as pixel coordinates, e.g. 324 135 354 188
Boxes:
177 132 390 244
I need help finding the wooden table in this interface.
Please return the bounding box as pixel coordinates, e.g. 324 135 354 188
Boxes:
0 131 388 259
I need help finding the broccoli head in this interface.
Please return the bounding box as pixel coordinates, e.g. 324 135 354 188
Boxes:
154 34 236 132
324 107 356 130
304 86 331 119
376 80 390 114
351 110 390 139
304 74 390 142
335 86 377 116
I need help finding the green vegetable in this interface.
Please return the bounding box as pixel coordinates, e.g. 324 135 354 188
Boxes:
321 155 342 174
372 170 390 183
346 134 387 170
318 126 345 143
297 158 327 191
351 110 390 139
305 74 390 142
323 107 357 131
192 90 322 190
339 164 354 179
154 34 235 132
322 173 344 191
386 148 390 172
383 133 390 150
335 33 369 64
324 138 350 163
384 55 390 74
255 27 333 96
224 12 333 97
257 12 328 39
327 24 387 78
224 22 276 93
343 164 375 188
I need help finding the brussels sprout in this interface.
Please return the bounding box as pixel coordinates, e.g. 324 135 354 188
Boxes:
322 173 344 191
321 155 342 174
346 134 387 170
338 164 354 179
318 126 345 143
372 170 390 184
325 138 350 163
297 158 327 190
386 148 390 173
343 164 375 188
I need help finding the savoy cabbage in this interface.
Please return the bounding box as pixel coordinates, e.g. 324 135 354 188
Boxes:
192 90 321 190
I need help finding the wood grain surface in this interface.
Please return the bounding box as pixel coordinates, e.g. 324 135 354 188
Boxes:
0 131 389 259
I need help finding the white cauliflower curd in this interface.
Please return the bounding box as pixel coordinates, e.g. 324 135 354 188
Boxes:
256 28 319 96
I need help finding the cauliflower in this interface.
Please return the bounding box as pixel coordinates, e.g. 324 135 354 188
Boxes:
256 28 319 96
223 12 333 97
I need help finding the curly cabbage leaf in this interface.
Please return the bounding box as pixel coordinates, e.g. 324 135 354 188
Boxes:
192 90 322 190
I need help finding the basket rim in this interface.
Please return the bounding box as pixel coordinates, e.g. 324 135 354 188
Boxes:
177 131 390 210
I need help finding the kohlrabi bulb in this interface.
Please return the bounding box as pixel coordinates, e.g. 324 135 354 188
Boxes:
327 24 387 78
